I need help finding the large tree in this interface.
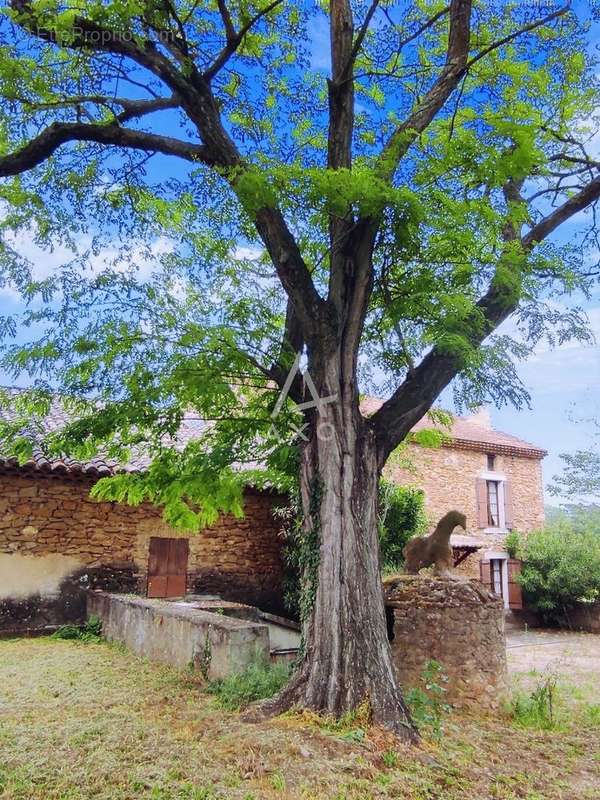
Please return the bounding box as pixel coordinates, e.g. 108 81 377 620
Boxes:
0 1 599 739
549 416 600 503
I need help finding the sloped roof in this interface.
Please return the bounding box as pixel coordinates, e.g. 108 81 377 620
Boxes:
0 388 207 479
0 387 546 479
361 397 546 459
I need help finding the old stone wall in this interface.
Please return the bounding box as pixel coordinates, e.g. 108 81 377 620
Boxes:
0 471 286 633
387 444 545 579
388 445 545 534
385 575 507 709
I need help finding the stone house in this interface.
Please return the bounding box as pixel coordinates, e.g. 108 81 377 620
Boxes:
0 393 545 634
377 404 546 609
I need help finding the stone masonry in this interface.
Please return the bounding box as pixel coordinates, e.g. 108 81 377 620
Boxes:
388 447 545 534
0 471 286 633
387 445 545 578
386 575 508 709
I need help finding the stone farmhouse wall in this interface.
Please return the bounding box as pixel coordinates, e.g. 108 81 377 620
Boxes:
388 445 545 533
0 471 286 634
387 443 545 578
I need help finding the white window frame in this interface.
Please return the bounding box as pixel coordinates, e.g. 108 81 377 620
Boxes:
479 470 508 533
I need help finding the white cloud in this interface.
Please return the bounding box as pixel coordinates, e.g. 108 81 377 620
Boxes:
232 244 264 262
0 223 173 301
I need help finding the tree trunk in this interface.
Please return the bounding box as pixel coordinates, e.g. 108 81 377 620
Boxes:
257 360 418 742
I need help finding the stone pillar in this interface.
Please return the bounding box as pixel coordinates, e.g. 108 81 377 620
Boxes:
385 575 507 709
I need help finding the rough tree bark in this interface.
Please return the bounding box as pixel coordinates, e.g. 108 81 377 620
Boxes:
1 0 595 743
258 351 418 740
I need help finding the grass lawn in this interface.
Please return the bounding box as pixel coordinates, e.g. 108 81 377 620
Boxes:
0 637 599 800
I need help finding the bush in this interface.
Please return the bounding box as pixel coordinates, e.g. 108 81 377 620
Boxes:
205 658 290 711
504 530 521 559
51 615 103 643
518 523 600 625
378 480 427 570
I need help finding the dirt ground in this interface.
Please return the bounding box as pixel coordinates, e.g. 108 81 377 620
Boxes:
0 634 598 800
507 627 600 680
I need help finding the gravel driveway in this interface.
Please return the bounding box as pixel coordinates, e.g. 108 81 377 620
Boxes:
507 627 600 690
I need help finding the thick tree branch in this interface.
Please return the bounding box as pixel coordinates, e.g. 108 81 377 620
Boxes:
345 0 380 76
114 94 181 122
377 0 472 181
216 0 236 41
328 0 355 171
326 0 369 371
0 122 214 177
523 174 600 246
10 94 179 123
371 168 600 463
376 2 570 182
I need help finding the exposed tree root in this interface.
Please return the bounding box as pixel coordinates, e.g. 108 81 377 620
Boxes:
242 668 420 744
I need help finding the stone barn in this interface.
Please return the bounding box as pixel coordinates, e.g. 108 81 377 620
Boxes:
1 391 546 634
0 463 286 634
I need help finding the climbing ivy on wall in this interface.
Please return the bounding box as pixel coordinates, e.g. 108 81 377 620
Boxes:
281 476 323 622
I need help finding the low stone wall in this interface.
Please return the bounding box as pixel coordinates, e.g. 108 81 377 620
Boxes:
385 575 507 709
88 591 270 679
558 603 600 633
512 602 600 633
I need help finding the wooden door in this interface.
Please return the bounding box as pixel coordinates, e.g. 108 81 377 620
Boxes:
479 559 492 590
147 537 189 598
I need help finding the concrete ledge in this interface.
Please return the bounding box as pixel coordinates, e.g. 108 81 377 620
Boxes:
88 591 270 679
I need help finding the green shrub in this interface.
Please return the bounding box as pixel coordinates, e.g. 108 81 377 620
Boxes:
51 615 103 643
405 660 451 739
205 658 290 711
504 530 521 559
517 524 600 625
378 480 427 570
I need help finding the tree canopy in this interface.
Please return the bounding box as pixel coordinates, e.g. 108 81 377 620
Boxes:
2 0 600 735
549 416 600 503
0 1 598 529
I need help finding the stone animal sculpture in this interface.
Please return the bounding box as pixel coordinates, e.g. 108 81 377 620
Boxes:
403 510 467 578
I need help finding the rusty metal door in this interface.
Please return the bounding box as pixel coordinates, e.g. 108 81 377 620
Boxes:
147 537 189 598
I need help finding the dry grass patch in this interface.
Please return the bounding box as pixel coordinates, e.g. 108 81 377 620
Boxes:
0 637 598 799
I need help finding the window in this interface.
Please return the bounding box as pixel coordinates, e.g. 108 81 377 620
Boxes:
490 559 504 598
487 453 496 470
487 480 500 527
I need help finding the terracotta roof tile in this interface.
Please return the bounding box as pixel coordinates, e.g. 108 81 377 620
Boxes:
0 388 546 478
361 397 546 458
